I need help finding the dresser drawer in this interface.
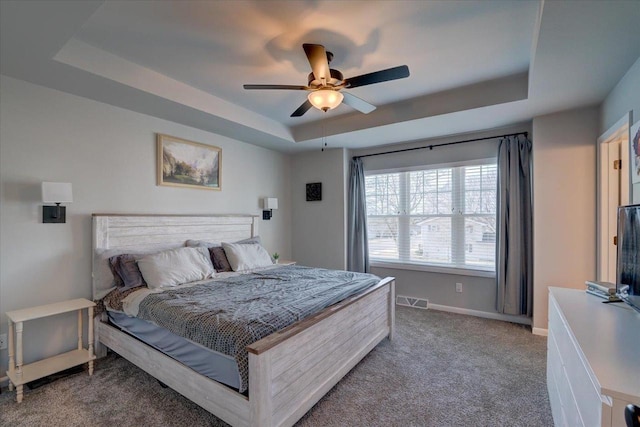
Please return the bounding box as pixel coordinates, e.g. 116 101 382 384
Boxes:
549 296 604 427
548 330 566 426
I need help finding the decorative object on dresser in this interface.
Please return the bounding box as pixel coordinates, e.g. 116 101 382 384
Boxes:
585 280 620 301
262 197 278 220
41 182 73 223
306 182 322 201
5 298 96 403
92 214 395 427
157 133 221 190
547 287 640 427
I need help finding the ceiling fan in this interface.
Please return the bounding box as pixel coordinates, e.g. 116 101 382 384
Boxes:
243 44 410 117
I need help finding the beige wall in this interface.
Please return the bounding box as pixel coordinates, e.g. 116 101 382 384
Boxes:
532 106 600 331
0 76 292 369
290 148 348 270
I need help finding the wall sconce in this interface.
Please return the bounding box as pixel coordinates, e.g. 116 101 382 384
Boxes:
263 197 278 220
42 182 73 223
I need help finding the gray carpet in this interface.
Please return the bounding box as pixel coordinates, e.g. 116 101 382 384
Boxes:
0 307 553 426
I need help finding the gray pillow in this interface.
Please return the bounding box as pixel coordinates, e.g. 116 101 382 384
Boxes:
109 254 147 291
186 236 261 248
185 239 220 248
235 236 262 245
209 246 232 272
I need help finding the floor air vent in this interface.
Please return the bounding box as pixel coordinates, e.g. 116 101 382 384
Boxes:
396 295 428 309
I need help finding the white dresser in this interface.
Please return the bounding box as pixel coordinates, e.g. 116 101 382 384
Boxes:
547 287 640 427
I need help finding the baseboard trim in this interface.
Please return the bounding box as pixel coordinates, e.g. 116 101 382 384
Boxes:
532 327 548 337
422 302 532 326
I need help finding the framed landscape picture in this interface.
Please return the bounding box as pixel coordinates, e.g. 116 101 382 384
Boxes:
157 134 221 190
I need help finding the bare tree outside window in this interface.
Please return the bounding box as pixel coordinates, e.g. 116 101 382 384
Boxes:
366 162 497 271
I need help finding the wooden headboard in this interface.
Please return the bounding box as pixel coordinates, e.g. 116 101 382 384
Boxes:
92 214 259 299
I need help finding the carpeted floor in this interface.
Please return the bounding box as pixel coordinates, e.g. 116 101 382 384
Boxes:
0 307 553 426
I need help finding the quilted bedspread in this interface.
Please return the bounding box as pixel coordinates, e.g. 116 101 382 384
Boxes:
136 265 380 393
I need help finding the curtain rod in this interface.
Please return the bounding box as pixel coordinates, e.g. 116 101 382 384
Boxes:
352 131 528 160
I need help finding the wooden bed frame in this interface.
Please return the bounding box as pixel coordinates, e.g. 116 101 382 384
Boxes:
92 214 395 427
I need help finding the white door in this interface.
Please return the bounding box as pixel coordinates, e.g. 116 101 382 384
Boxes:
597 114 631 283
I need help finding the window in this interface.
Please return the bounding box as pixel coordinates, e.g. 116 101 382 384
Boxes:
365 161 497 273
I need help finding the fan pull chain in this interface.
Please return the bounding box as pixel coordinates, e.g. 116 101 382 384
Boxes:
321 116 326 151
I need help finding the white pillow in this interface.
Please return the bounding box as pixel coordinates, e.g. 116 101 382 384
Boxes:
222 242 273 271
137 247 214 289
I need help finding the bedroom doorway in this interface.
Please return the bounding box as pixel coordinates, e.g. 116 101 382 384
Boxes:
597 113 631 283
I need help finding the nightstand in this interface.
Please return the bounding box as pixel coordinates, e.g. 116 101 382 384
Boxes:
276 260 296 266
6 298 96 403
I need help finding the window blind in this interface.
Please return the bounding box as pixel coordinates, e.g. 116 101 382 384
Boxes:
365 161 497 272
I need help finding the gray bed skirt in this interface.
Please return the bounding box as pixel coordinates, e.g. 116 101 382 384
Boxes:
107 311 242 390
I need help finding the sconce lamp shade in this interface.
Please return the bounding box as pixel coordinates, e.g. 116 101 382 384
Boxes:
308 89 344 112
263 197 278 220
42 182 73 204
263 197 278 210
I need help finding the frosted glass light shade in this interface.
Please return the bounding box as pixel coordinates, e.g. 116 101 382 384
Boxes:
308 89 343 112
263 197 278 210
42 182 73 204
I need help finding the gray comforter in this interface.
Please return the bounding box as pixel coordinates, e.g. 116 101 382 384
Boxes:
137 265 380 393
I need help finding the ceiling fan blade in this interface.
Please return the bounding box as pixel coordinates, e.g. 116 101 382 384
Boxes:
344 65 410 89
291 99 313 117
342 92 376 114
303 43 331 83
243 84 309 90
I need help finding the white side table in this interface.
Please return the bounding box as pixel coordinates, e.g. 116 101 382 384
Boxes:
6 298 96 403
276 260 296 266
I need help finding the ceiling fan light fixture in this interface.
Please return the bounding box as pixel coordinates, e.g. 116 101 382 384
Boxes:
308 89 344 112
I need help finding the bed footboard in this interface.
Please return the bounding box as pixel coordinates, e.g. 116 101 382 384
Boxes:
246 277 395 427
97 319 251 426
94 277 394 427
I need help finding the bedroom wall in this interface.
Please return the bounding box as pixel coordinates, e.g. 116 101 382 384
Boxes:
0 75 292 371
600 56 640 203
290 148 348 270
531 106 599 332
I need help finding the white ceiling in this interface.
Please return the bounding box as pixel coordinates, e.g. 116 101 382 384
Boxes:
1 0 639 153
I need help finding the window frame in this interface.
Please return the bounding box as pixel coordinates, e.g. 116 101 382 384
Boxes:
365 158 498 277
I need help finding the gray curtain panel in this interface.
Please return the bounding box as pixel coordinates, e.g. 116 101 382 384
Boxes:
496 135 533 316
347 157 370 273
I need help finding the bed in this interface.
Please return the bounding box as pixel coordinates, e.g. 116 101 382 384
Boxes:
92 214 395 427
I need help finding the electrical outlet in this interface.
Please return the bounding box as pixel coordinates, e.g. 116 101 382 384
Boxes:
0 333 7 350
455 282 463 293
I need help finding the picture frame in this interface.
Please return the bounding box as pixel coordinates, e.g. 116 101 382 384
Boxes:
306 182 322 201
157 134 221 190
631 121 640 184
